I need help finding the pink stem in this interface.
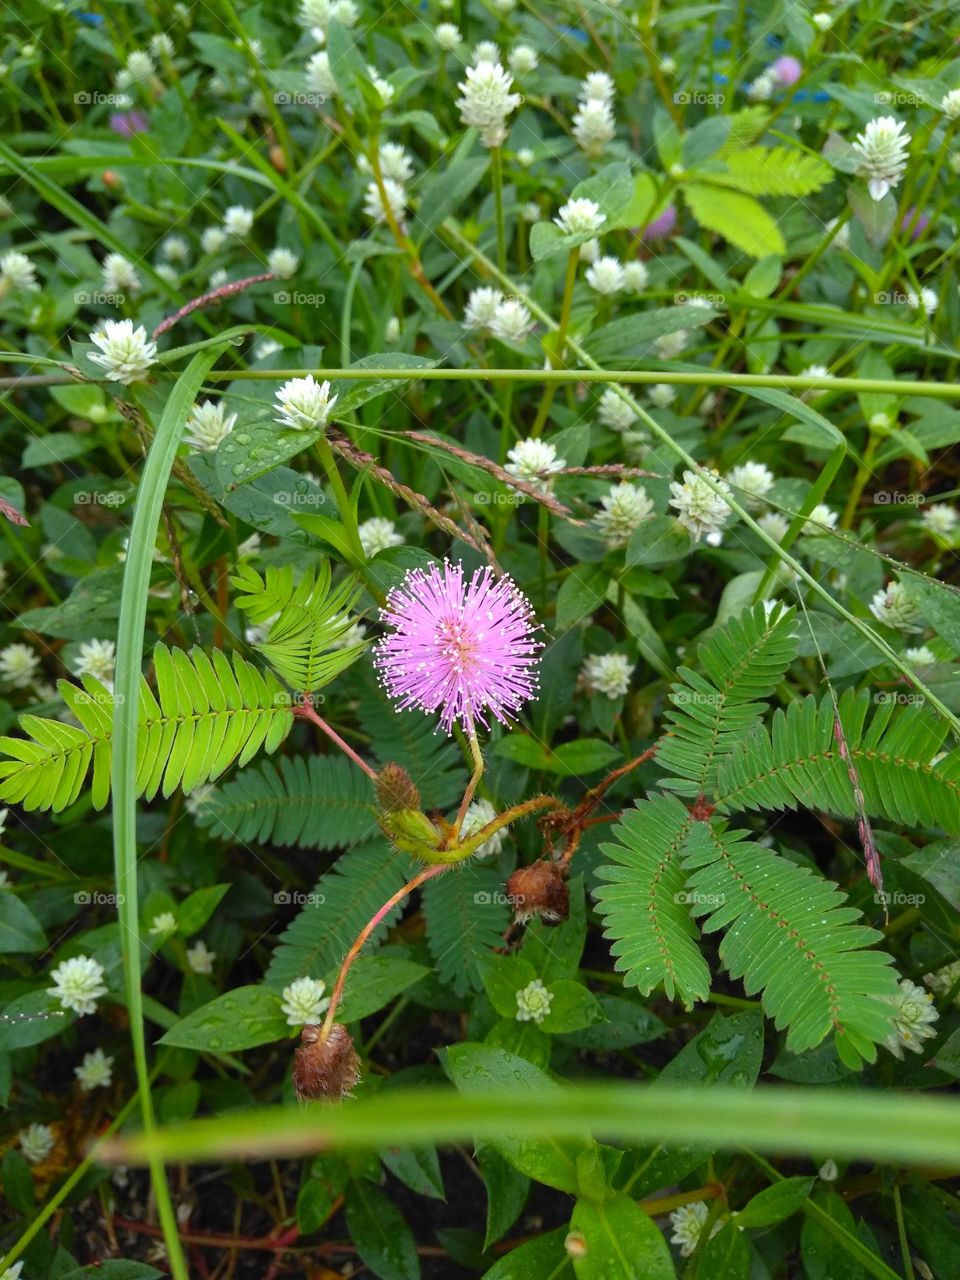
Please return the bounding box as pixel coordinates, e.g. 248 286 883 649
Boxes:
296 697 378 781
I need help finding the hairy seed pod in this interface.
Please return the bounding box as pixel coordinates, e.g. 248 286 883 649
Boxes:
292 1023 360 1102
376 762 421 813
507 860 569 925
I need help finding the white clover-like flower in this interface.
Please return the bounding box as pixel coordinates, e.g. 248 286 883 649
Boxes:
669 469 732 542
201 226 227 254
585 256 624 295
622 260 649 293
726 461 774 508
125 49 155 82
659 56 676 75
456 60 522 148
385 316 401 343
594 483 655 548
654 328 689 360
73 638 116 687
100 253 140 296
882 978 939 1059
870 580 922 633
802 502 838 536
904 645 936 667
161 235 189 264
0 642 40 689
436 22 462 51
582 652 633 698
365 63 394 107
149 33 174 59
517 147 536 168
187 939 216 974
156 262 176 286
209 268 228 289
505 438 565 493
819 1159 839 1182
648 383 676 408
185 399 237 453
268 247 299 279
362 177 407 224
491 0 515 13
924 959 960 1006
852 116 911 202
573 97 616 156
254 337 283 361
48 954 108 1016
597 387 637 433
490 297 534 343
669 1202 720 1258
359 517 404 558
362 142 414 184
907 286 938 316
509 44 538 75
75 1047 114 1092
299 0 357 30
0 249 39 291
89 318 157 385
940 89 960 120
812 11 832 30
460 797 504 857
275 375 338 431
515 978 553 1024
472 40 500 65
223 205 254 237
758 511 790 541
582 71 615 102
305 49 337 97
149 911 177 938
281 976 330 1026
578 237 600 263
921 503 958 538
464 285 504 331
801 362 832 381
748 70 776 101
554 197 605 237
20 1122 55 1165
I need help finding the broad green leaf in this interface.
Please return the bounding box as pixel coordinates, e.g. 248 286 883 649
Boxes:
158 985 287 1052
683 182 784 257
736 1176 815 1227
0 893 47 953
569 1195 675 1279
345 1179 421 1280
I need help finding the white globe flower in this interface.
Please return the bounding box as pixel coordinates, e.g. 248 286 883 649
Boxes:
882 978 938 1059
940 88 960 120
48 954 108 1016
305 49 337 97
597 387 637 433
581 71 615 102
505 438 566 493
904 645 936 667
363 142 414 184
0 642 40 689
654 329 689 360
184 399 237 452
573 97 616 156
471 40 500 65
648 383 675 408
89 319 157 385
460 797 504 857
554 197 605 237
669 1202 721 1257
149 911 177 937
490 297 534 343
921 503 958 538
436 22 462 51
585 256 624 295
359 517 404 558
852 116 911 202
268 247 299 279
0 250 39 291
622 260 649 293
578 237 600 263
463 286 504 331
161 235 189 264
223 204 254 237
201 226 227 254
362 178 407 224
101 253 140 296
907 286 938 316
758 511 790 541
125 50 155 82
149 33 174 59
75 1047 114 1092
187 939 216 974
515 978 553 1024
281 976 330 1026
726 461 774 508
811 11 832 30
456 60 522 148
19 1122 55 1165
593 483 655 548
582 652 633 698
801 503 838 536
669 470 733 542
275 376 338 431
73 638 116 686
869 580 922 633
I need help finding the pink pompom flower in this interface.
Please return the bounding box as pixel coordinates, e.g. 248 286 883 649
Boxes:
771 55 803 86
374 560 541 734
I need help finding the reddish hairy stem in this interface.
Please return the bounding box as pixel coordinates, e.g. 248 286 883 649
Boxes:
294 696 378 781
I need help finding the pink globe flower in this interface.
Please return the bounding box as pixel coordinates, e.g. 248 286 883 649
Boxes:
640 204 677 241
374 560 541 734
900 207 930 241
771 55 803 86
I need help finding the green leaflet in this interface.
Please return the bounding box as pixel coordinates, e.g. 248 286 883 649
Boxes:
0 645 294 813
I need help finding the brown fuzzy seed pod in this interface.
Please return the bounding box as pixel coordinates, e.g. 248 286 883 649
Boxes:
376 762 421 813
291 1023 360 1102
506 860 569 925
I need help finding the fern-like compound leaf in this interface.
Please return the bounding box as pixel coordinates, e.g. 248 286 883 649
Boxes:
594 793 712 1010
0 645 294 813
232 560 367 692
680 820 899 1062
715 687 960 832
195 753 375 848
657 602 799 797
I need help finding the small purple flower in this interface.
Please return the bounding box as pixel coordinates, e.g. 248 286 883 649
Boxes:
640 204 677 241
109 111 149 137
900 207 930 242
374 560 541 734
771 55 802 86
